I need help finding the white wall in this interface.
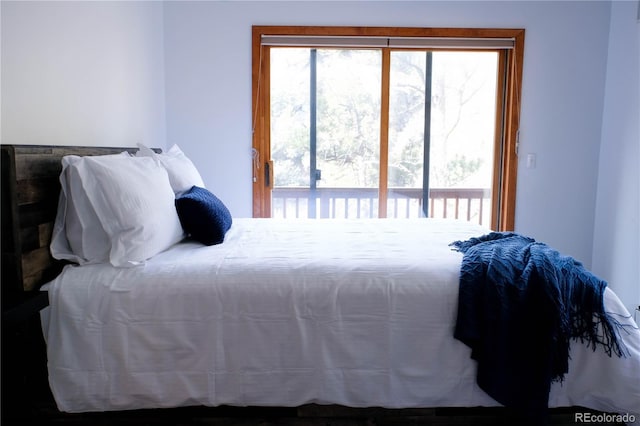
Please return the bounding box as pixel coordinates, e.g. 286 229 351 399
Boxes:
0 1 166 147
593 0 640 315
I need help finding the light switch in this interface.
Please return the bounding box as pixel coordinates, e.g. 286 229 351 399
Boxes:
526 153 536 169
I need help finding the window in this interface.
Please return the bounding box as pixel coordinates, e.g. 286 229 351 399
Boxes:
252 26 524 231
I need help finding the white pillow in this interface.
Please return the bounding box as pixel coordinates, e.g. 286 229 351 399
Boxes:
51 153 128 264
78 155 185 267
136 143 204 195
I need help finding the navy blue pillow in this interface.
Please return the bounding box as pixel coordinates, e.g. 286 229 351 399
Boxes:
175 186 232 246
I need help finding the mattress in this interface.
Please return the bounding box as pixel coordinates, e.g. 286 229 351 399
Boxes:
41 218 640 417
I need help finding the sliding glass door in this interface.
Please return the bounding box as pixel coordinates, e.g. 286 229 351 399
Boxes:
252 26 525 231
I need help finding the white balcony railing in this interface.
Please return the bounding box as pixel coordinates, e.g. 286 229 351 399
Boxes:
272 187 491 226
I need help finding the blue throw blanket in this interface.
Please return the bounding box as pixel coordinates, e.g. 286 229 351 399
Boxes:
450 232 626 413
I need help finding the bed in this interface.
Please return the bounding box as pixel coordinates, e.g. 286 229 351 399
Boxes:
2 144 639 424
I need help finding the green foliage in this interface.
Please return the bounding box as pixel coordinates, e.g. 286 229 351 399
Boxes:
444 155 484 187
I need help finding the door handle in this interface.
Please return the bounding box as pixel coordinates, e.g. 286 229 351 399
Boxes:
265 161 273 187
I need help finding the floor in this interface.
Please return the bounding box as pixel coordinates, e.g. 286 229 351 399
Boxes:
1 400 628 426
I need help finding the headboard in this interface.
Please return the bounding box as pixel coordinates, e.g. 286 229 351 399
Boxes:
0 145 156 309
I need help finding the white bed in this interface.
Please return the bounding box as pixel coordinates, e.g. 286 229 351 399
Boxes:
41 218 640 417
8 143 630 421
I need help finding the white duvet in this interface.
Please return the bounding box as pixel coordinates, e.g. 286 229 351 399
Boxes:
42 218 640 417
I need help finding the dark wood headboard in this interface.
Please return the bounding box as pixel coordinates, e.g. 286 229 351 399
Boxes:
1 145 155 309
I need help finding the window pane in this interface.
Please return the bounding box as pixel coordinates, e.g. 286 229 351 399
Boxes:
387 51 427 218
270 48 311 188
388 51 498 226
270 48 381 218
316 50 381 190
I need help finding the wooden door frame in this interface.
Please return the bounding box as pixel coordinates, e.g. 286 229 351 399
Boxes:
252 26 524 231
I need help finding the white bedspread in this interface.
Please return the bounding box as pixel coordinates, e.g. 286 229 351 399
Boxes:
42 218 640 416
